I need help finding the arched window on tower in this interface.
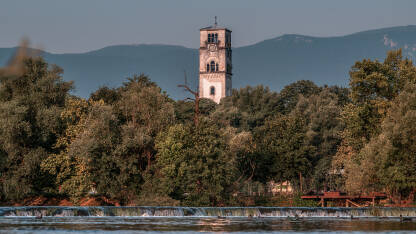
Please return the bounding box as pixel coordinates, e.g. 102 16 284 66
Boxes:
206 63 210 72
214 33 218 43
216 63 219 71
210 86 215 95
208 34 212 43
210 61 215 72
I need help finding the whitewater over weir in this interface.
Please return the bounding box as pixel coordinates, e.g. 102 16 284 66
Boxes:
1 207 416 233
2 206 416 217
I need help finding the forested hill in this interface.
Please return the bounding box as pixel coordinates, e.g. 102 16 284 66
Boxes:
1 25 416 99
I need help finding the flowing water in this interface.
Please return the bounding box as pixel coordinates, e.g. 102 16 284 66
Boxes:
0 206 416 233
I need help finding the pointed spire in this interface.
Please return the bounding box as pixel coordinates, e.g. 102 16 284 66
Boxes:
214 16 217 27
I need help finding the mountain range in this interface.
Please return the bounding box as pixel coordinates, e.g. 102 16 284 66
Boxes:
1 25 416 100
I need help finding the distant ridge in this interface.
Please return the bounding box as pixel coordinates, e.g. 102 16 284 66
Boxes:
1 25 416 99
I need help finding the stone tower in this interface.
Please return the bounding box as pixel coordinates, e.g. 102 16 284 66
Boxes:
199 20 232 103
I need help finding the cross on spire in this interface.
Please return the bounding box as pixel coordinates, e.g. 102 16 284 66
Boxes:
214 16 217 27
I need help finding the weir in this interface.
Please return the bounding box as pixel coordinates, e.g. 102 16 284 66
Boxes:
1 206 416 217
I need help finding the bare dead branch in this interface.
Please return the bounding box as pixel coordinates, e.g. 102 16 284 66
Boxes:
178 71 200 126
177 84 198 96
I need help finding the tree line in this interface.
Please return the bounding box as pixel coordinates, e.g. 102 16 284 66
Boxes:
0 48 415 206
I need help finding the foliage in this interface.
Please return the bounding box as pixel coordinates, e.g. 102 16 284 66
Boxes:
225 129 256 183
114 74 175 171
41 74 175 204
344 49 416 149
255 113 316 185
0 57 72 201
277 80 321 114
333 49 416 197
344 83 416 196
89 86 120 104
292 88 345 191
40 97 91 201
174 98 217 124
349 49 416 104
67 102 122 200
155 120 237 206
292 193 319 207
1 49 416 206
212 85 280 130
377 84 416 197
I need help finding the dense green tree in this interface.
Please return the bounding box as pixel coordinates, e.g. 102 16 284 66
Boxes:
89 86 121 104
42 74 175 204
377 84 416 198
334 49 416 194
325 85 350 106
41 97 93 201
0 56 72 201
344 83 416 197
174 98 217 124
344 49 416 149
292 88 344 191
174 100 194 124
199 98 217 116
277 80 321 114
0 148 5 201
155 120 237 206
114 74 175 170
225 129 256 181
212 85 280 130
66 102 123 200
255 114 315 187
211 81 320 132
350 49 416 104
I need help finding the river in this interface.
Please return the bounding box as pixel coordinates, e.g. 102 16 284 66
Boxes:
0 206 415 233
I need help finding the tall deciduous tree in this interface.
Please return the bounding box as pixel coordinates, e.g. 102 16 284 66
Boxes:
41 97 95 202
333 49 416 194
211 85 280 130
156 120 237 206
277 80 321 114
292 88 345 191
115 75 175 170
0 56 72 201
344 83 416 198
255 114 315 188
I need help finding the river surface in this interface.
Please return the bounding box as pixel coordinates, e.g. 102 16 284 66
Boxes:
0 206 416 233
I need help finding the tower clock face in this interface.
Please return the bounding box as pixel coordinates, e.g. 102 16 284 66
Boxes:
208 44 217 52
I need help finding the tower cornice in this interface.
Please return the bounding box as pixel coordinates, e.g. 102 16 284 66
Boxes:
200 27 232 32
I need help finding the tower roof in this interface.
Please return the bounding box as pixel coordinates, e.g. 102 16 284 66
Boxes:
200 25 231 32
200 17 231 32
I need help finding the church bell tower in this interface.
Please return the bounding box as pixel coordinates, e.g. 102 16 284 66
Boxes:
199 18 232 103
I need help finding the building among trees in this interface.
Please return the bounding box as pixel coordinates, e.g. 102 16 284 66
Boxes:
199 19 232 103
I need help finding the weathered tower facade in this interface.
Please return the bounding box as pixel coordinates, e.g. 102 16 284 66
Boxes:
199 22 232 103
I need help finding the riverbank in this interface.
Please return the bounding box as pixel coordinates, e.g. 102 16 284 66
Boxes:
2 194 415 208
2 206 416 217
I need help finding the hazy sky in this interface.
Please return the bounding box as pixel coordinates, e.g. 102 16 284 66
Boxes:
1 0 415 53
